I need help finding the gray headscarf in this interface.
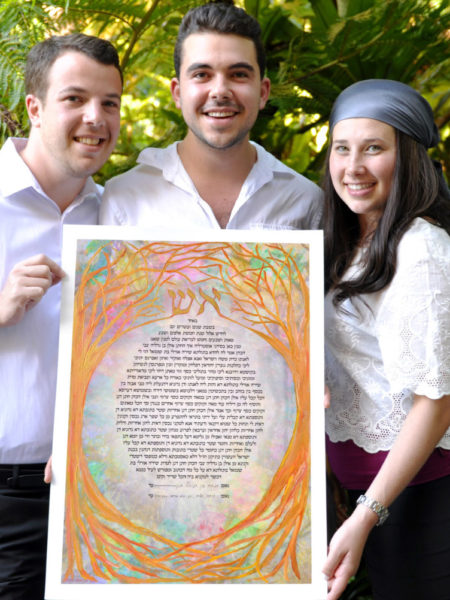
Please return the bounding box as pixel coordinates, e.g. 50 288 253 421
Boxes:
329 79 440 148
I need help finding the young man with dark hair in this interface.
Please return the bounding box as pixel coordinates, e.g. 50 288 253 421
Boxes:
173 0 266 79
100 0 322 231
0 33 122 600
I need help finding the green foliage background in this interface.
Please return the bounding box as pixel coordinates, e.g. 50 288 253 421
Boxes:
0 0 448 186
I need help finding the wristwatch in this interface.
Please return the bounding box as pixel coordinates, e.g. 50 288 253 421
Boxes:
356 494 390 526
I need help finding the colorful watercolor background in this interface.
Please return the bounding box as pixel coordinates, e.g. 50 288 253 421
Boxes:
63 240 312 584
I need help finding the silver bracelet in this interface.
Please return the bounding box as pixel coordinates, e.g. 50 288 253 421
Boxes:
356 494 390 526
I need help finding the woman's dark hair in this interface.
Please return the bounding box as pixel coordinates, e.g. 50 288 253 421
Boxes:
324 129 450 307
174 0 266 79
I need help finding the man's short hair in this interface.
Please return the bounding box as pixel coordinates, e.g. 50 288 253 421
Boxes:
174 1 266 78
25 33 122 100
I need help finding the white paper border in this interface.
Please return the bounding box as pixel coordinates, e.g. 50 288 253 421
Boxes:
46 225 327 600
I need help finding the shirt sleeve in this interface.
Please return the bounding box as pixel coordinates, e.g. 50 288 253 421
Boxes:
375 223 450 398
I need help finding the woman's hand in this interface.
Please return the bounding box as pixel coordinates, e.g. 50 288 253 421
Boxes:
323 504 377 599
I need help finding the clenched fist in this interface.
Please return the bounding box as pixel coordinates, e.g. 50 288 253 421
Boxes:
0 254 65 326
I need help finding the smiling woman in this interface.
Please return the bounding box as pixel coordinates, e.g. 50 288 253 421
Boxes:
321 79 450 600
329 117 397 239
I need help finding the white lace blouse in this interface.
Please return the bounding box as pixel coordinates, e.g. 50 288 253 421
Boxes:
325 218 450 453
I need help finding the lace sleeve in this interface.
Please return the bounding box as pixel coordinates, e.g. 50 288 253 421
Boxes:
376 222 450 398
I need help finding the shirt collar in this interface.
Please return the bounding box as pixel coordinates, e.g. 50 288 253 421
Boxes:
137 140 296 193
0 137 101 205
137 142 195 193
0 138 37 197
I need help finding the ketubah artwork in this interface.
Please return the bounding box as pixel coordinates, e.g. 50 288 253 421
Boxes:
45 225 327 600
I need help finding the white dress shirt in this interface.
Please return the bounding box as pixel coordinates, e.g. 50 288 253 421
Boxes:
100 142 323 230
0 138 101 463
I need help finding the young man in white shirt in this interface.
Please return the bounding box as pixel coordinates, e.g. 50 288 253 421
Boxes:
100 0 323 231
0 33 122 600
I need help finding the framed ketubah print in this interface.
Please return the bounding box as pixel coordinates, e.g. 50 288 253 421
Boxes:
45 225 327 600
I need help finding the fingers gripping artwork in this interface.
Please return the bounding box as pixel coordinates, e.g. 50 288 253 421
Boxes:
46 226 326 600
